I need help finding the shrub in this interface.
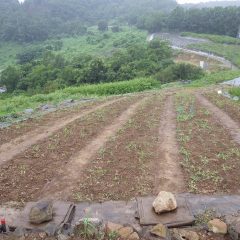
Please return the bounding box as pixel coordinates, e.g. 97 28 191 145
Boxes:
156 63 204 83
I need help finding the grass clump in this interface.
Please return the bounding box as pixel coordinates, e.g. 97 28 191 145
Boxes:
229 87 240 97
0 77 159 116
189 70 240 87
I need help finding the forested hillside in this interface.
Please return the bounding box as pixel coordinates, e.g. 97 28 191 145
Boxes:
0 0 176 42
139 6 240 37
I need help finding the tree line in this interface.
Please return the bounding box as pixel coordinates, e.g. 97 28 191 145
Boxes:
0 0 176 43
137 6 240 37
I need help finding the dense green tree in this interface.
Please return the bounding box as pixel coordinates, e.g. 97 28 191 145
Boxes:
0 66 21 92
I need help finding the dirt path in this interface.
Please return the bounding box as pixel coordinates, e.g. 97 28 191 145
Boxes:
196 93 240 145
155 95 186 193
41 98 147 200
0 99 120 165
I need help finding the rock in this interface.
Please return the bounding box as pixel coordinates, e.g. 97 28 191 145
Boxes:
131 223 142 234
24 109 34 114
41 104 50 110
29 200 53 224
44 222 57 236
153 191 177 214
118 227 134 238
13 227 27 237
64 99 74 104
57 234 70 240
128 232 140 240
106 222 123 233
228 217 240 240
233 96 239 101
39 232 47 239
208 219 227 234
171 228 199 240
150 223 169 239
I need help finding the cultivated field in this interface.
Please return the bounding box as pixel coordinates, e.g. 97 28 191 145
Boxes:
0 87 240 205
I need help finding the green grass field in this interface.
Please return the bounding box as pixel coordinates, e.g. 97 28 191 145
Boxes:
182 32 240 68
189 43 240 68
189 70 240 87
181 32 240 45
0 77 159 116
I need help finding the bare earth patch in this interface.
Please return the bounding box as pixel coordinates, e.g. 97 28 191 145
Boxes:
156 94 186 193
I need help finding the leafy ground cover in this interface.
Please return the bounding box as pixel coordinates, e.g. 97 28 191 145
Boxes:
175 92 240 193
0 77 159 117
229 87 240 97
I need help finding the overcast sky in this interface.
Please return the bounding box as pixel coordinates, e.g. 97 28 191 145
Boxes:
177 0 236 4
17 0 238 4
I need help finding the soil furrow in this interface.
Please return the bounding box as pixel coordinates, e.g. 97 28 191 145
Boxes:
67 95 164 202
0 99 108 145
155 95 185 193
205 92 240 125
0 98 121 165
196 93 240 145
0 96 139 203
176 93 240 194
41 97 148 200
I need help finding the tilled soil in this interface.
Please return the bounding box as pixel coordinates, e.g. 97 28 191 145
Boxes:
0 98 121 165
196 93 240 145
41 97 148 200
156 95 186 193
204 92 240 125
68 94 169 202
0 99 108 145
0 96 139 203
175 93 240 194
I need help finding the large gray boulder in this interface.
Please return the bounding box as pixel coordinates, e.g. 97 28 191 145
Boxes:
29 200 53 224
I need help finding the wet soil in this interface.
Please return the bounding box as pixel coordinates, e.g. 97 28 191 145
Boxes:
196 93 240 145
156 95 186 193
205 92 240 125
0 99 120 165
41 97 148 200
176 93 240 194
0 96 139 203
